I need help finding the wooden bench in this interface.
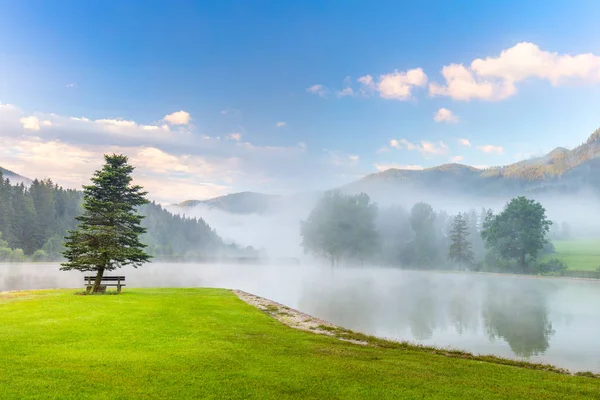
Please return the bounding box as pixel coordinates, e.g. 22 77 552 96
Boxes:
84 276 126 293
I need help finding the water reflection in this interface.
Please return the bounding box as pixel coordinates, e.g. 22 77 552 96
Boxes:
1 263 599 373
483 279 555 358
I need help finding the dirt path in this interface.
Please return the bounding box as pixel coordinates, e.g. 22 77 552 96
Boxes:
233 289 368 345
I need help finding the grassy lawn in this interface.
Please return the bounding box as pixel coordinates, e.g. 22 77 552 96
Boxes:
550 239 600 271
1 289 599 399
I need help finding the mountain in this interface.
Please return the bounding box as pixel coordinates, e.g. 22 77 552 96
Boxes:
344 128 600 199
0 166 32 186
0 168 257 261
173 128 600 213
175 192 280 214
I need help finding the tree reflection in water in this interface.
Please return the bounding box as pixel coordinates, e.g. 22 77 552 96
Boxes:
483 278 556 358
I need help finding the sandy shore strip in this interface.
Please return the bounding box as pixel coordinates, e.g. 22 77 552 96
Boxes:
233 289 368 345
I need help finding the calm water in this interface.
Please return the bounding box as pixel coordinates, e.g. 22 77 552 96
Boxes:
2 262 600 373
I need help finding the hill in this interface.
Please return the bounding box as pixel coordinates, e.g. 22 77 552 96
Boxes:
344 128 600 199
0 166 32 186
0 171 254 261
175 128 600 214
176 191 280 214
1 289 598 399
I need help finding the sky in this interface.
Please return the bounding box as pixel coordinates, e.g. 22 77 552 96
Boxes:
1 0 600 204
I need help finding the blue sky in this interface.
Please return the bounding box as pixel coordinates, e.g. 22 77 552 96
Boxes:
1 0 600 203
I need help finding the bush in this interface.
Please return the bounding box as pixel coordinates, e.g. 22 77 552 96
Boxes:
537 258 568 274
10 248 25 262
32 249 48 262
0 247 12 261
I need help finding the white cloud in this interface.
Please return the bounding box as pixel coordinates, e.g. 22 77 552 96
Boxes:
458 138 471 147
389 138 416 151
306 84 328 97
337 87 354 97
66 83 76 88
472 42 600 84
358 75 375 88
429 63 516 101
374 163 424 172
477 144 504 154
20 116 41 131
430 42 600 101
434 108 459 123
276 121 286 128
348 155 359 163
227 133 242 141
472 165 490 170
164 110 191 125
96 119 137 128
0 104 315 203
450 155 464 163
377 68 428 100
420 141 449 155
389 138 449 156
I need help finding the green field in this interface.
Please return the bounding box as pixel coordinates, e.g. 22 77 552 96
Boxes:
1 289 599 399
550 239 600 271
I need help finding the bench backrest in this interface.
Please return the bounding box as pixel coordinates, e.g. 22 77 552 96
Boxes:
84 276 126 281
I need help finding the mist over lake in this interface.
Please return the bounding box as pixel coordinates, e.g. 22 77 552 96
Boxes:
3 262 599 374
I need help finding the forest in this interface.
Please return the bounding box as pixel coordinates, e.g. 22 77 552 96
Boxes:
301 190 570 275
0 171 255 262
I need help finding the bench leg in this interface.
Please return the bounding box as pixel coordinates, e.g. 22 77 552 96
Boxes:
117 283 122 293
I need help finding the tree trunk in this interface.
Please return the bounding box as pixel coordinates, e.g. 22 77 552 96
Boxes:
520 252 526 274
92 267 105 293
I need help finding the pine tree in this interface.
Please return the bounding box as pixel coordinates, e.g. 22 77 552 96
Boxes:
61 154 151 292
448 213 474 268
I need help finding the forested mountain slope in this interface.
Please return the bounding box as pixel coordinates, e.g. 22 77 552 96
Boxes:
345 128 600 198
176 128 600 214
177 192 279 214
0 171 253 261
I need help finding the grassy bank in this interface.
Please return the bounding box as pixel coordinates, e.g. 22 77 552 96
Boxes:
1 289 599 399
550 239 600 272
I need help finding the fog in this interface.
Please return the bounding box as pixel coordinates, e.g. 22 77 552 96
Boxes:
2 262 599 373
4 185 600 374
166 188 600 260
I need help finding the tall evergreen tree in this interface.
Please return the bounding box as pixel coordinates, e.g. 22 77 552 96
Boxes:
61 154 151 292
448 213 474 268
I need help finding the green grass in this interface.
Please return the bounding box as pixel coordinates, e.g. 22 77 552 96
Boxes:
549 239 600 271
1 289 599 399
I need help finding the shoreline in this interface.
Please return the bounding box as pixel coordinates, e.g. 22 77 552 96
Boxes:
233 289 599 379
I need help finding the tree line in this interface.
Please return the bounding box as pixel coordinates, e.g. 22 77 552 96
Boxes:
0 170 254 262
300 190 564 274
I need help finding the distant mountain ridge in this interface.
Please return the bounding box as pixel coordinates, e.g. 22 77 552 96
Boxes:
0 166 32 185
480 128 600 180
175 127 600 213
176 192 280 214
343 127 600 198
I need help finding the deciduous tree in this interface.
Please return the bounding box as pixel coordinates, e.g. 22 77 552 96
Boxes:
481 197 552 273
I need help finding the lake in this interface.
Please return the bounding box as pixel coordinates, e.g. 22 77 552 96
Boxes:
2 262 599 373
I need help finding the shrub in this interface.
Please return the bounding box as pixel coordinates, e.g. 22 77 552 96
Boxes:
10 249 26 262
0 247 13 261
537 258 568 274
32 249 48 262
